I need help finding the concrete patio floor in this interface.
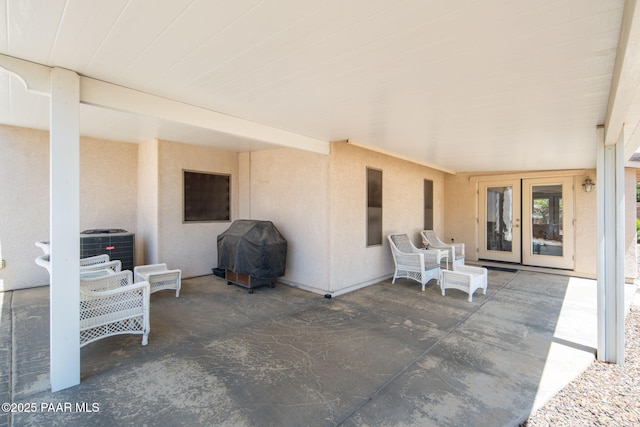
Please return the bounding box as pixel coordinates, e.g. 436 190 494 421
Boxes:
1 269 636 427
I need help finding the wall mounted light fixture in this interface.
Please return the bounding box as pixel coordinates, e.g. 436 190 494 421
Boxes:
582 176 595 192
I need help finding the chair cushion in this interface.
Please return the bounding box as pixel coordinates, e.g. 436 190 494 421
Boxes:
391 235 413 253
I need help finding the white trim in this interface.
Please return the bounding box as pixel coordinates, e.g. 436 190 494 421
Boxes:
615 127 626 362
346 140 456 175
521 176 575 270
596 125 626 363
280 274 393 298
597 126 606 361
469 170 586 182
477 179 522 263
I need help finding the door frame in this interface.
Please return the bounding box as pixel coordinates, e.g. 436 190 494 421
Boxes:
476 175 576 269
478 179 522 263
522 176 575 269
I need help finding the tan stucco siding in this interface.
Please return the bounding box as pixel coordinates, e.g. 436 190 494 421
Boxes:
574 171 597 277
249 148 331 292
155 139 239 278
80 135 138 233
137 139 159 265
1 122 637 292
0 125 137 290
327 142 446 293
443 173 479 261
0 126 51 289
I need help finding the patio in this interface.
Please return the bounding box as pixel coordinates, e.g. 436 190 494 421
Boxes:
1 269 635 426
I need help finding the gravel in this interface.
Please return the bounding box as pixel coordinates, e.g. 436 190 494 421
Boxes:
520 288 640 426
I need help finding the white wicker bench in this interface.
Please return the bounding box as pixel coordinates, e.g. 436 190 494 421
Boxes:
134 263 182 297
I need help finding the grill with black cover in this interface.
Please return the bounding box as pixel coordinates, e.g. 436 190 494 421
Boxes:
217 220 287 293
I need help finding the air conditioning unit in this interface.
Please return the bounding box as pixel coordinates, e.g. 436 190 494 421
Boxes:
80 229 135 271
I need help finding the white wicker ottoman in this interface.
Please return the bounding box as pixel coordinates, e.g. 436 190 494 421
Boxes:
134 263 182 297
440 265 487 302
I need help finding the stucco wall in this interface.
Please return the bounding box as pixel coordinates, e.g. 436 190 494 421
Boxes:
238 152 251 219
0 125 137 290
1 122 636 292
443 173 479 261
155 140 239 278
137 139 159 265
248 142 447 295
327 142 446 294
249 148 331 292
574 171 597 276
0 126 50 289
80 136 138 233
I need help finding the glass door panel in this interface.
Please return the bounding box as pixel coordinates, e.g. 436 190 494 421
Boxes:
531 184 563 257
479 180 521 263
522 177 574 269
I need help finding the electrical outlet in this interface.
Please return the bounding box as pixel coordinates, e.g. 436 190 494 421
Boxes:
0 259 5 269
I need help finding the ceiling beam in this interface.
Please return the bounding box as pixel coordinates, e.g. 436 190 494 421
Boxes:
0 54 51 95
79 78 330 155
605 0 640 150
0 53 330 155
347 140 456 174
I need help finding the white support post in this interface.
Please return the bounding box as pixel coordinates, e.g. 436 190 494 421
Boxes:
596 126 626 364
49 67 80 391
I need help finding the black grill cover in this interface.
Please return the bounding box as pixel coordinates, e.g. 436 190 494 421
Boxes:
217 220 287 278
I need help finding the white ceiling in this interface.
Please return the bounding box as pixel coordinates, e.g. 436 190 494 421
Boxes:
0 0 635 172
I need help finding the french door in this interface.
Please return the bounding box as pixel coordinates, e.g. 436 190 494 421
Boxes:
479 177 575 269
521 177 574 269
479 180 521 263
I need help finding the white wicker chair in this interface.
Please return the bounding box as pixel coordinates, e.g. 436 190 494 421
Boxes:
134 263 182 297
80 270 151 347
80 254 109 266
388 234 444 291
35 253 51 273
35 241 50 254
440 265 488 302
80 254 122 274
421 230 465 270
35 252 121 275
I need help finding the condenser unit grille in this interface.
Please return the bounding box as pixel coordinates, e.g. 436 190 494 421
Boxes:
80 230 135 271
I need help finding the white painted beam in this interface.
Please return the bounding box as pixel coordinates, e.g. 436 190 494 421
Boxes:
49 67 80 391
0 54 51 95
0 53 330 155
346 139 456 175
605 0 640 147
623 120 640 161
79 77 330 155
